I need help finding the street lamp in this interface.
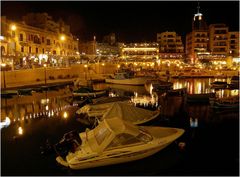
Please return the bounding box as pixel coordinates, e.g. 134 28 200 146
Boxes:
43 63 47 85
10 24 17 31
60 35 66 66
102 63 105 74
84 64 88 80
1 63 6 89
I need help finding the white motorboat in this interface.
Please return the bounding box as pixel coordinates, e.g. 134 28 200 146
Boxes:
76 101 160 125
55 117 185 170
105 70 150 85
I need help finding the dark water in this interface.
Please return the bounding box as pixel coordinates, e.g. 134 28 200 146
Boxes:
1 78 239 176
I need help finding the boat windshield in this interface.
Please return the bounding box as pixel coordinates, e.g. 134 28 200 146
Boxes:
138 127 153 143
93 123 111 145
106 133 142 149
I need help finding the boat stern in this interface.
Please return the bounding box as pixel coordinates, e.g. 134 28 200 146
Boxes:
56 156 69 167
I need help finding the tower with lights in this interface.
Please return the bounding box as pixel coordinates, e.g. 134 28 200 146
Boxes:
186 2 209 64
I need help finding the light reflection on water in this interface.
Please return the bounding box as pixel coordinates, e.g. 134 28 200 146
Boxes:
1 88 73 130
1 78 239 130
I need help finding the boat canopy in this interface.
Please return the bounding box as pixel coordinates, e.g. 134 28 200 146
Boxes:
80 117 143 153
102 102 158 124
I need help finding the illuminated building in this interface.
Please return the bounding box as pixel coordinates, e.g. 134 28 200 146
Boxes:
186 3 208 63
186 3 239 64
121 43 159 61
157 31 184 60
228 31 239 57
209 24 229 57
157 31 184 53
0 13 79 67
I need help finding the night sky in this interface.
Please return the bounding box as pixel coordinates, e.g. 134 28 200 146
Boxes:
1 1 239 42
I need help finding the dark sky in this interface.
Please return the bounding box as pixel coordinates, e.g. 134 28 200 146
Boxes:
1 1 239 42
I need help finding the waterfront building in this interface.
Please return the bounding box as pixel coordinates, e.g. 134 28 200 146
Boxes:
186 4 209 63
0 13 79 69
157 31 184 53
209 24 229 57
157 31 185 64
186 4 239 66
102 33 116 45
228 31 239 57
120 43 159 61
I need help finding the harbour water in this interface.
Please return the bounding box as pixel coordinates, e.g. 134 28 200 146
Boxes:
1 78 239 176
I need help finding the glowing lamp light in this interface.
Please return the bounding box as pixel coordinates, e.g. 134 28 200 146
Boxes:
11 24 16 31
102 63 105 66
84 64 88 68
63 111 68 119
18 127 23 135
60 35 65 41
43 64 47 67
117 65 120 68
1 63 6 67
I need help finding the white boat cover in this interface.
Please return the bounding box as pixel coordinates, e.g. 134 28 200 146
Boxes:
76 102 126 117
76 101 159 124
79 117 142 153
102 102 159 124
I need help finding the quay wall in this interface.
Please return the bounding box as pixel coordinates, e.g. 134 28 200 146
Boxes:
1 63 239 89
1 63 118 89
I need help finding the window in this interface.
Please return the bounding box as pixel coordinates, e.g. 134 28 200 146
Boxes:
47 39 51 45
19 34 23 41
42 48 45 54
42 37 44 43
94 124 111 145
36 48 38 53
21 46 24 52
106 133 141 149
29 47 31 53
12 31 15 38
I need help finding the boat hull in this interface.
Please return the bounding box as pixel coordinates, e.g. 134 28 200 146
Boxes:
56 127 184 170
67 143 170 170
105 77 149 85
73 90 106 97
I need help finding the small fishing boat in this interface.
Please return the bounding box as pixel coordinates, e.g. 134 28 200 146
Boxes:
73 87 107 98
1 90 18 98
166 88 187 97
18 88 33 95
211 95 239 110
145 79 173 93
105 69 151 85
228 76 239 89
55 117 184 170
186 93 215 103
210 81 228 89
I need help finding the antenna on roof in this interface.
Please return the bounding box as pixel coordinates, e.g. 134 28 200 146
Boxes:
197 1 200 14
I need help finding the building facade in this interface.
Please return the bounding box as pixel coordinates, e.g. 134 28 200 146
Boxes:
186 5 239 64
157 31 184 53
120 43 159 61
0 13 79 68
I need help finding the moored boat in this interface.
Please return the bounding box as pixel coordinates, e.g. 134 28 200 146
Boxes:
73 87 107 98
145 79 173 93
105 69 151 85
210 81 228 89
186 93 215 103
228 76 239 89
76 101 159 125
55 117 184 170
